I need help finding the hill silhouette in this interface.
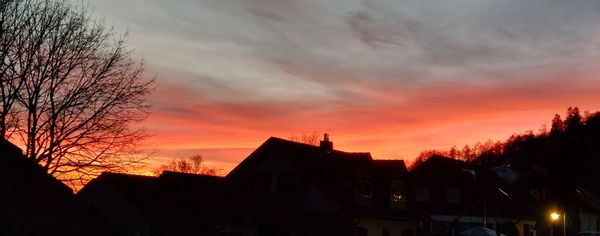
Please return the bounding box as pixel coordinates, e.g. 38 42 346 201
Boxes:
414 106 600 195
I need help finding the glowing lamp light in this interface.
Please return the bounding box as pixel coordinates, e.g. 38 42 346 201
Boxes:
550 212 560 221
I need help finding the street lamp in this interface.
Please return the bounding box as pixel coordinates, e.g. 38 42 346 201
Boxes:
550 212 560 221
550 211 566 236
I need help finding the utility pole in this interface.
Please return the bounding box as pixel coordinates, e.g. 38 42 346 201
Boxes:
563 211 566 236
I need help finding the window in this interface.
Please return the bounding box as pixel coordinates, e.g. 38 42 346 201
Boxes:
277 173 303 195
431 221 448 235
354 227 368 236
354 175 373 206
381 227 391 236
401 229 414 236
382 228 390 236
523 224 532 236
415 185 429 202
446 186 461 203
529 188 546 200
390 180 406 209
355 175 373 198
455 222 468 232
217 225 256 236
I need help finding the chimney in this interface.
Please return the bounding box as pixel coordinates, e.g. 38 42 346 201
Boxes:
320 133 333 153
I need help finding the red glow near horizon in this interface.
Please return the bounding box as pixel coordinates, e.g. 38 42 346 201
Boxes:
140 79 600 175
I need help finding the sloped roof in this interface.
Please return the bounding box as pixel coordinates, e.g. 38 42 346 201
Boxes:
0 138 117 235
410 155 496 184
228 137 373 180
227 137 372 201
373 159 409 178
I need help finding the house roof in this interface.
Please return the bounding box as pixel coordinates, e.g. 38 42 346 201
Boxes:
0 138 118 235
227 137 373 202
228 137 373 180
410 155 499 184
373 159 409 178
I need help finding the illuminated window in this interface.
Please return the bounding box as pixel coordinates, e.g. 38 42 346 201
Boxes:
390 180 406 209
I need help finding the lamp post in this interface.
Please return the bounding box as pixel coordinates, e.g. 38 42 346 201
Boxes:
563 211 566 236
550 211 566 236
550 212 558 236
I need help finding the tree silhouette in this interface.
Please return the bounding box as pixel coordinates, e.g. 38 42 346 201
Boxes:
290 132 320 146
550 114 565 134
154 154 216 176
422 107 600 196
565 106 583 131
0 0 153 187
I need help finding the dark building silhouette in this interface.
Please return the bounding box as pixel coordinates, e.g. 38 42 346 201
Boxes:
409 155 537 236
75 135 600 236
227 136 419 235
78 135 419 236
78 171 252 235
507 165 600 235
0 138 118 235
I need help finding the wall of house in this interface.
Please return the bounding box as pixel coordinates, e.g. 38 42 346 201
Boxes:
241 154 305 195
304 182 344 213
78 183 153 235
580 213 600 233
355 217 418 236
515 220 537 236
424 215 536 236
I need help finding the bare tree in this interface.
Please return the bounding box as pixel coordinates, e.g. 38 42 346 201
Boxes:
1 0 153 188
154 154 216 176
290 132 320 146
408 149 445 170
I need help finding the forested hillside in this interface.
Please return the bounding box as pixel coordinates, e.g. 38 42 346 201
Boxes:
413 107 600 193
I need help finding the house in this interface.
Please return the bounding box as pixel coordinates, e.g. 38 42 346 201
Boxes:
0 138 118 235
77 171 253 235
80 134 419 236
227 135 419 236
509 165 600 235
409 155 537 236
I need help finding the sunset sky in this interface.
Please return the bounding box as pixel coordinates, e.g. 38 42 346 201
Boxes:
87 0 600 174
